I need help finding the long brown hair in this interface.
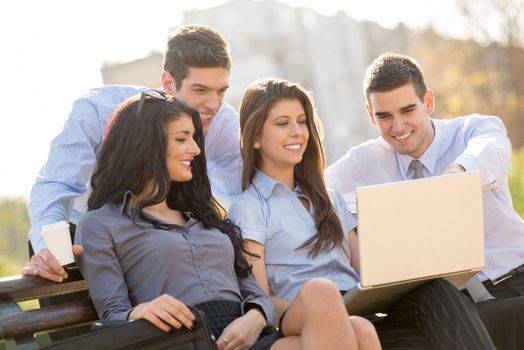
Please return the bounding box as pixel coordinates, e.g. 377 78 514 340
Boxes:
239 79 346 257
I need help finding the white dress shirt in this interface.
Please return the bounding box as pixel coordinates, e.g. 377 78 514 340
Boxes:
325 114 524 282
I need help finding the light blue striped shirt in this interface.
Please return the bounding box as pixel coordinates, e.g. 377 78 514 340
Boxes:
229 170 360 300
28 85 242 252
325 114 524 282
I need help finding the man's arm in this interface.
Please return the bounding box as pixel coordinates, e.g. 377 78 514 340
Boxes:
451 115 512 187
204 103 243 208
325 148 362 213
25 98 104 280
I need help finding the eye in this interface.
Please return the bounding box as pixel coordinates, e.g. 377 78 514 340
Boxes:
298 118 307 124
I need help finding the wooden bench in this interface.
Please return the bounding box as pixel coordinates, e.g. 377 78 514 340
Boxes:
0 267 217 350
0 266 98 349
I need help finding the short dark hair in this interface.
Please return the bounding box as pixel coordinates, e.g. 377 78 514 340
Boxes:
163 24 231 90
364 53 427 102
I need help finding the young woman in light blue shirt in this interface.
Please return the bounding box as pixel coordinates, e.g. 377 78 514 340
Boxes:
229 79 496 350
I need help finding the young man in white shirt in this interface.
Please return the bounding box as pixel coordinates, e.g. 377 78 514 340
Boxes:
325 53 524 350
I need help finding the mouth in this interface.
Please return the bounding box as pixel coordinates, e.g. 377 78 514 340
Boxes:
180 160 192 169
284 143 303 152
393 130 413 141
199 113 214 123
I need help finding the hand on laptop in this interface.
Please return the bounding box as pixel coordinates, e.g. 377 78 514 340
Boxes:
443 163 465 175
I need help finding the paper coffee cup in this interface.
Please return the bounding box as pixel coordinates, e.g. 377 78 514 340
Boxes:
41 221 75 266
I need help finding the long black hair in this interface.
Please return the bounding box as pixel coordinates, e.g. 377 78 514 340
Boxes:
89 93 251 277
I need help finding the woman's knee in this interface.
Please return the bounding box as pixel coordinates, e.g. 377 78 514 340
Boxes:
350 316 379 343
295 278 342 312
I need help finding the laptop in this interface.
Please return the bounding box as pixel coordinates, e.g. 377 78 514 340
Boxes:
343 171 485 315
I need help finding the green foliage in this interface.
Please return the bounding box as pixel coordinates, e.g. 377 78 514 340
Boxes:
0 198 29 277
509 148 524 218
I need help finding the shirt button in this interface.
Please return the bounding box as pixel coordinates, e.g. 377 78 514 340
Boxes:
193 242 201 248
199 264 206 270
207 287 214 293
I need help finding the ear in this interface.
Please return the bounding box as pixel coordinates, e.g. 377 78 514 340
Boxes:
366 103 377 126
424 88 435 114
253 136 261 149
161 71 177 95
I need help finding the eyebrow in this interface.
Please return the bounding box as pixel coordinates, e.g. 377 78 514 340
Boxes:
172 130 192 136
191 83 229 90
399 103 417 112
374 103 417 117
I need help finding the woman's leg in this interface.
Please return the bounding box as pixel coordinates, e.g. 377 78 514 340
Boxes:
350 316 382 350
271 278 379 350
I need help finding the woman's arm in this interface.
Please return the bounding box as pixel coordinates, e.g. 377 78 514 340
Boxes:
348 229 360 275
245 239 291 320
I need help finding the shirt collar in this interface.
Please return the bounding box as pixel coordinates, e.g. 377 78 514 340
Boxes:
396 119 442 177
252 170 300 199
117 190 197 228
252 170 281 199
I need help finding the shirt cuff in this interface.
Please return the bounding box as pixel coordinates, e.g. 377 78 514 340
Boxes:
241 295 276 327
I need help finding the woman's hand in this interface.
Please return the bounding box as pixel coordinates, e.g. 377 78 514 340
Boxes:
216 308 266 350
128 294 195 332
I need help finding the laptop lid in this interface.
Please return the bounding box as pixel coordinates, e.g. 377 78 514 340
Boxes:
356 171 485 288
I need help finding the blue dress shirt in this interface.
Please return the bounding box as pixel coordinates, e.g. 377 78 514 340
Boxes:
325 114 524 282
228 170 360 300
28 85 243 252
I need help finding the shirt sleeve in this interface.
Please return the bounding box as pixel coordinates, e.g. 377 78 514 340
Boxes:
228 196 268 244
332 190 358 233
325 148 362 214
205 103 243 209
238 274 277 327
453 115 512 188
27 98 104 252
75 212 133 321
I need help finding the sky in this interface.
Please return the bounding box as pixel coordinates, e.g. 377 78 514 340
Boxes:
0 0 456 199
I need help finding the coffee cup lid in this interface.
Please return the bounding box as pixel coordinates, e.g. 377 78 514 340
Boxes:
42 221 70 234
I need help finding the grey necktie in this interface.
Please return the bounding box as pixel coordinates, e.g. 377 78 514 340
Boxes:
409 159 425 179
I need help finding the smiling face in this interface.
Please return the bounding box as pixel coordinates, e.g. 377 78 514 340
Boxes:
162 67 230 134
255 98 309 178
367 83 435 158
165 115 201 182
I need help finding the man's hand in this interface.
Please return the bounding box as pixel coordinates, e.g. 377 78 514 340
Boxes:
21 245 83 282
216 308 266 350
443 163 466 175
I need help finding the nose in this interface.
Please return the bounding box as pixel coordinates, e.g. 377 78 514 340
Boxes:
290 121 303 135
204 92 221 113
189 139 201 156
391 116 404 133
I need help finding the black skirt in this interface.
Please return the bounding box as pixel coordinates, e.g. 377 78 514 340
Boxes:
193 300 282 350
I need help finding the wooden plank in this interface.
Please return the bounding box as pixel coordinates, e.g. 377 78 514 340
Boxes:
0 300 98 340
0 268 87 302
